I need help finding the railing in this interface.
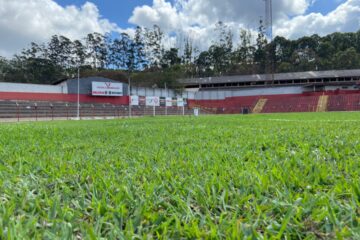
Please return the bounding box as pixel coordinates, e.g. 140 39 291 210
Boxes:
0 101 194 121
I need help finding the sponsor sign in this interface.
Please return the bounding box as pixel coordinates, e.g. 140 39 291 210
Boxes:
172 98 177 107
160 97 166 107
177 98 184 107
194 108 199 116
139 96 146 106
130 95 139 106
146 96 160 106
165 97 173 107
92 82 123 96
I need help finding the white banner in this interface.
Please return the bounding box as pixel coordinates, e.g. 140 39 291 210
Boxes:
146 96 160 106
194 108 199 116
130 95 139 106
92 82 123 96
165 97 173 107
177 98 184 107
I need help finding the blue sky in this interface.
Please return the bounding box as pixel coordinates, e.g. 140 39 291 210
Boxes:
54 0 154 28
0 0 359 57
306 0 347 14
54 0 346 28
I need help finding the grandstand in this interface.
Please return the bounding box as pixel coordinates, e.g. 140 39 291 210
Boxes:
185 69 360 114
1 69 360 120
0 77 193 120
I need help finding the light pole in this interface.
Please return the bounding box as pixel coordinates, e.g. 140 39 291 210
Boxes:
76 66 80 120
128 74 132 117
165 82 167 116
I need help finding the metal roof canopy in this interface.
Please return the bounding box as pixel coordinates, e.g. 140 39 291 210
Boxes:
181 69 360 85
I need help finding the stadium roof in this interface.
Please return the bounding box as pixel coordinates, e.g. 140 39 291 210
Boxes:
181 69 360 85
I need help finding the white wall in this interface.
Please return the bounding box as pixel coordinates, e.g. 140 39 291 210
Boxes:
0 82 67 94
194 86 305 100
131 86 195 99
325 86 358 91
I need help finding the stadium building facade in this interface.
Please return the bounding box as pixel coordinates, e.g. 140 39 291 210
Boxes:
0 69 360 119
184 69 360 114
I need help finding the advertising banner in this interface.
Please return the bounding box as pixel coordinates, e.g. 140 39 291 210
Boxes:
177 98 184 107
160 97 166 107
146 96 160 106
92 82 123 96
139 96 146 106
194 108 199 116
130 95 139 106
165 97 173 107
172 98 177 107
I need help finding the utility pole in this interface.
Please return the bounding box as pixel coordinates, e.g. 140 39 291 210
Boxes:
165 82 167 116
77 66 80 120
128 74 132 117
264 0 274 84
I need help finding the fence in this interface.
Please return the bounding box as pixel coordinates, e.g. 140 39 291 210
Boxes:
0 100 195 121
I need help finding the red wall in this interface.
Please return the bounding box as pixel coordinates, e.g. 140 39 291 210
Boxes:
0 92 129 105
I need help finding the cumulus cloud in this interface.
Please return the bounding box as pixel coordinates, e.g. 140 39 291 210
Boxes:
129 0 360 51
275 0 360 38
0 0 118 57
1 0 358 57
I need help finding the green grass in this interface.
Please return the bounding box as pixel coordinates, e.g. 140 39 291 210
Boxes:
0 113 359 239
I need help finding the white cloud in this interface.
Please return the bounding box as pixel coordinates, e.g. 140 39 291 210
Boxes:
0 0 118 57
275 0 360 38
0 0 358 58
129 0 360 51
129 0 314 31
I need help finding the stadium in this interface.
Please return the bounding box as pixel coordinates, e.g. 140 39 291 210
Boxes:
1 69 360 120
1 0 360 239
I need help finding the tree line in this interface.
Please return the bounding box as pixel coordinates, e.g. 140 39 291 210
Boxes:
0 22 360 87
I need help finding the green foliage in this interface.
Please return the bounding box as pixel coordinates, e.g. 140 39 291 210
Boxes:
1 24 360 85
0 113 359 239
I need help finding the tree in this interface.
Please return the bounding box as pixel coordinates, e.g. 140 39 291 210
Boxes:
333 47 360 69
232 28 255 74
85 33 107 69
254 20 267 73
195 51 213 77
208 21 234 75
0 56 9 81
161 48 181 68
72 40 86 67
144 25 164 69
183 37 193 65
134 26 147 70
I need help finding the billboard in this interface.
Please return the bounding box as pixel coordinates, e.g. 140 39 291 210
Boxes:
92 82 123 96
177 98 184 107
165 97 173 107
146 96 160 106
160 97 166 107
130 95 139 106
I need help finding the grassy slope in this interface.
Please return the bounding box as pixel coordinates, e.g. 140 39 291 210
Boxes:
0 113 359 239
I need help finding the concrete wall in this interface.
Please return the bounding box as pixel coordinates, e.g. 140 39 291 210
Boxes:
66 77 128 95
194 86 305 100
131 87 195 99
325 86 358 91
1 79 306 101
0 82 67 94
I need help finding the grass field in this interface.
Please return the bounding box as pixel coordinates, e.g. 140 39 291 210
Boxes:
0 113 359 239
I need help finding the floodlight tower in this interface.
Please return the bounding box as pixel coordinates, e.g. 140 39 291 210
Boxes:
264 0 273 42
264 0 274 83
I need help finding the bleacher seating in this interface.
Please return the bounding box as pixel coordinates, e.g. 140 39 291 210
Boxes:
261 95 319 113
0 100 193 120
3 91 360 119
190 92 360 114
188 96 259 114
327 94 360 112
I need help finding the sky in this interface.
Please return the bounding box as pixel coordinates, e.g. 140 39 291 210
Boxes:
0 0 359 58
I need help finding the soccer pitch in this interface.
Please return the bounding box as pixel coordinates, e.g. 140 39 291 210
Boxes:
0 113 359 239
